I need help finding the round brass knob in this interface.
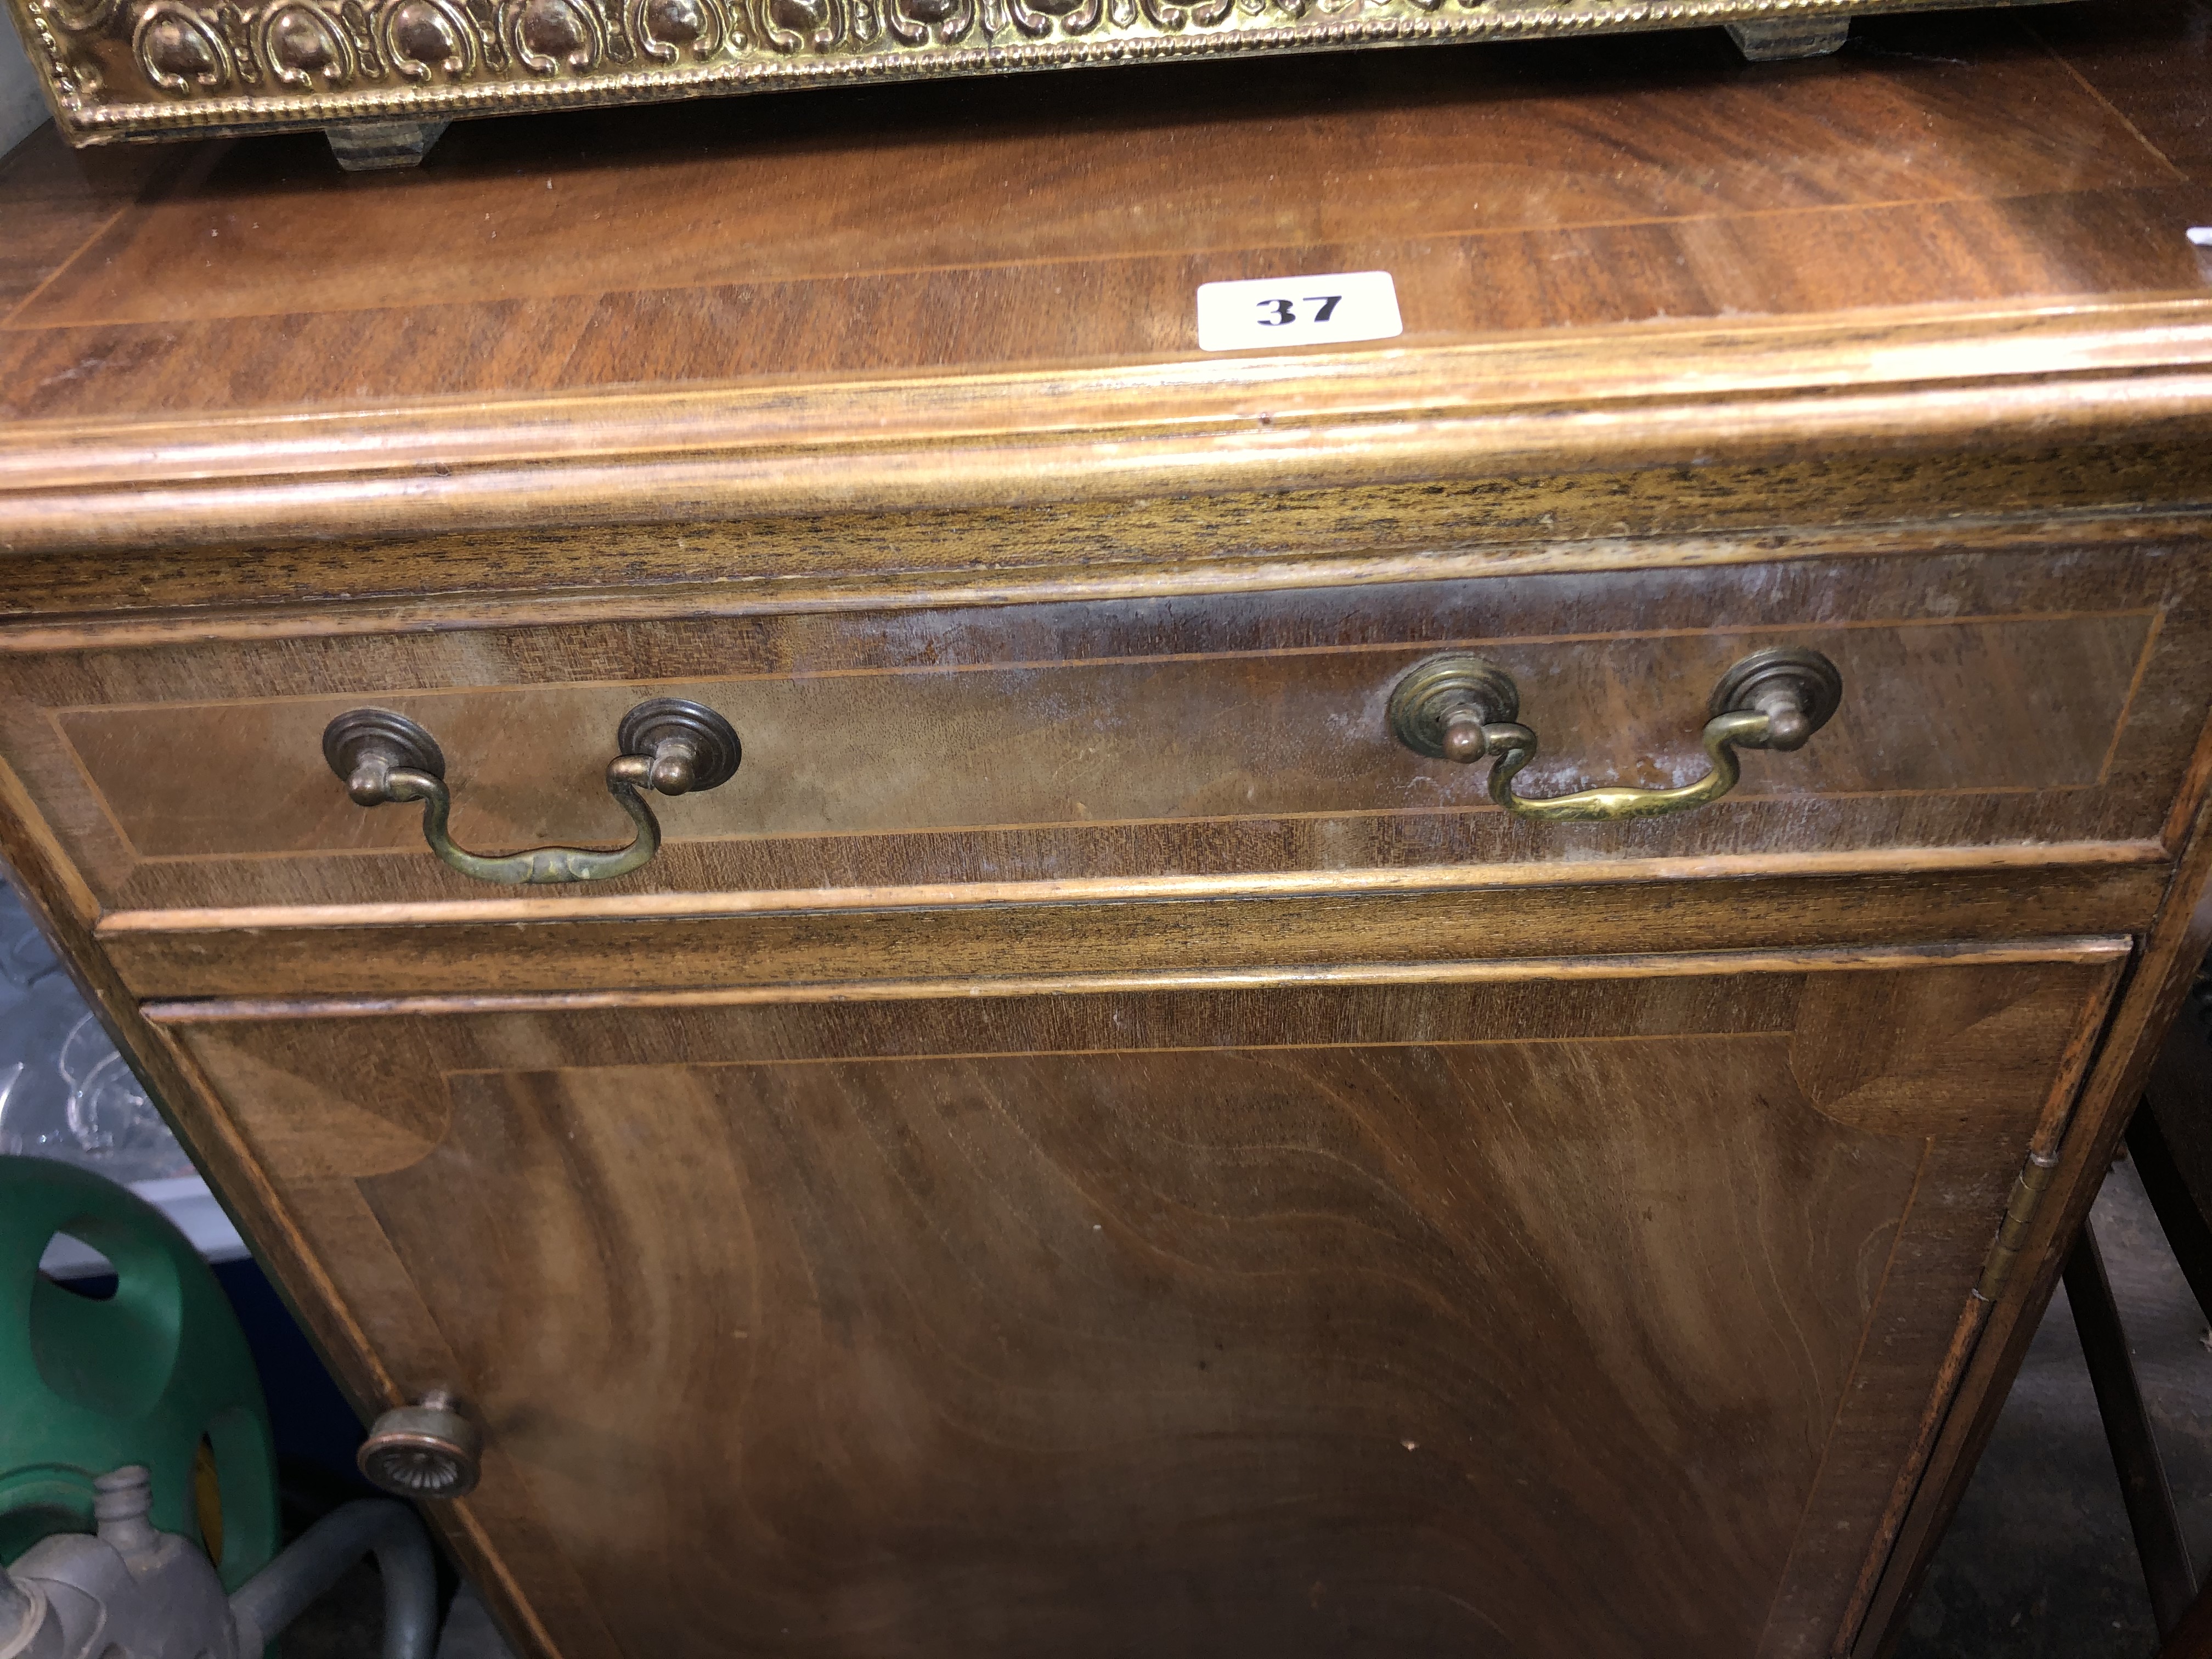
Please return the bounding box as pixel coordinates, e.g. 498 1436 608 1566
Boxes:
358 1391 482 1499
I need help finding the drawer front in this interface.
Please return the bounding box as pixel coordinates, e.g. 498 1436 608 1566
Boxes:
149 945 2122 1659
7 542 2207 914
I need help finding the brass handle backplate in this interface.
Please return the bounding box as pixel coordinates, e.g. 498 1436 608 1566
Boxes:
1387 647 1842 822
324 698 741 885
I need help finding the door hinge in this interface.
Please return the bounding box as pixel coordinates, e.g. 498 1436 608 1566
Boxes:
1974 1149 2062 1302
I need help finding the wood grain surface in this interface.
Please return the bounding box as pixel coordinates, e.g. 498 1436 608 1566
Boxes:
1 9 2205 419
1 1 2210 569
149 952 2121 1659
7 543 2207 915
0 7 2207 1657
98 871 2157 999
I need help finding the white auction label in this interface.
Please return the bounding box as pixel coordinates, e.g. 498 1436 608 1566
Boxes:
1195 270 1403 352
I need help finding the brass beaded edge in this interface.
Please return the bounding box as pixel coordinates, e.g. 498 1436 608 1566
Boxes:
6 0 2062 144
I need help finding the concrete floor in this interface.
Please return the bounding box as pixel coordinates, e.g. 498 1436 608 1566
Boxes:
1896 1158 2212 1658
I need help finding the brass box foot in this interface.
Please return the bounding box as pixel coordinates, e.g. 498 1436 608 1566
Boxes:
325 120 450 172
1725 16 1851 58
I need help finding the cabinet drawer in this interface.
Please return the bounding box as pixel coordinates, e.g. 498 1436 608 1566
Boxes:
147 942 2123 1659
6 541 2207 915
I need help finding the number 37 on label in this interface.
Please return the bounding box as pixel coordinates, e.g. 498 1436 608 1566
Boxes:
1194 270 1403 352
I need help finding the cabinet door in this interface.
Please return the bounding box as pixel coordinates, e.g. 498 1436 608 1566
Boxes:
152 947 2118 1659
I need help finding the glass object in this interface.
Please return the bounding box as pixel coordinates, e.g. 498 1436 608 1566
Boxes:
61 1012 193 1179
0 868 195 1183
0 884 57 986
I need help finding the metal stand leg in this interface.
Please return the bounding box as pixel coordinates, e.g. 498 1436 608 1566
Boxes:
1724 17 1850 59
2130 1104 2212 1325
2067 1218 2198 1637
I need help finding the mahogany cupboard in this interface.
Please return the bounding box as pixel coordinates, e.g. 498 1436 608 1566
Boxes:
5 5 2212 1656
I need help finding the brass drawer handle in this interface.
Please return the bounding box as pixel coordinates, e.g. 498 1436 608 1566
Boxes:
1388 647 1842 822
323 698 741 884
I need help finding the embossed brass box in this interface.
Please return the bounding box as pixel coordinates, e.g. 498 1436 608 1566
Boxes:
5 0 2059 169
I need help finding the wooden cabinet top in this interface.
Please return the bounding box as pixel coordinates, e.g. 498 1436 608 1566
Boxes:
1 0 2209 564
